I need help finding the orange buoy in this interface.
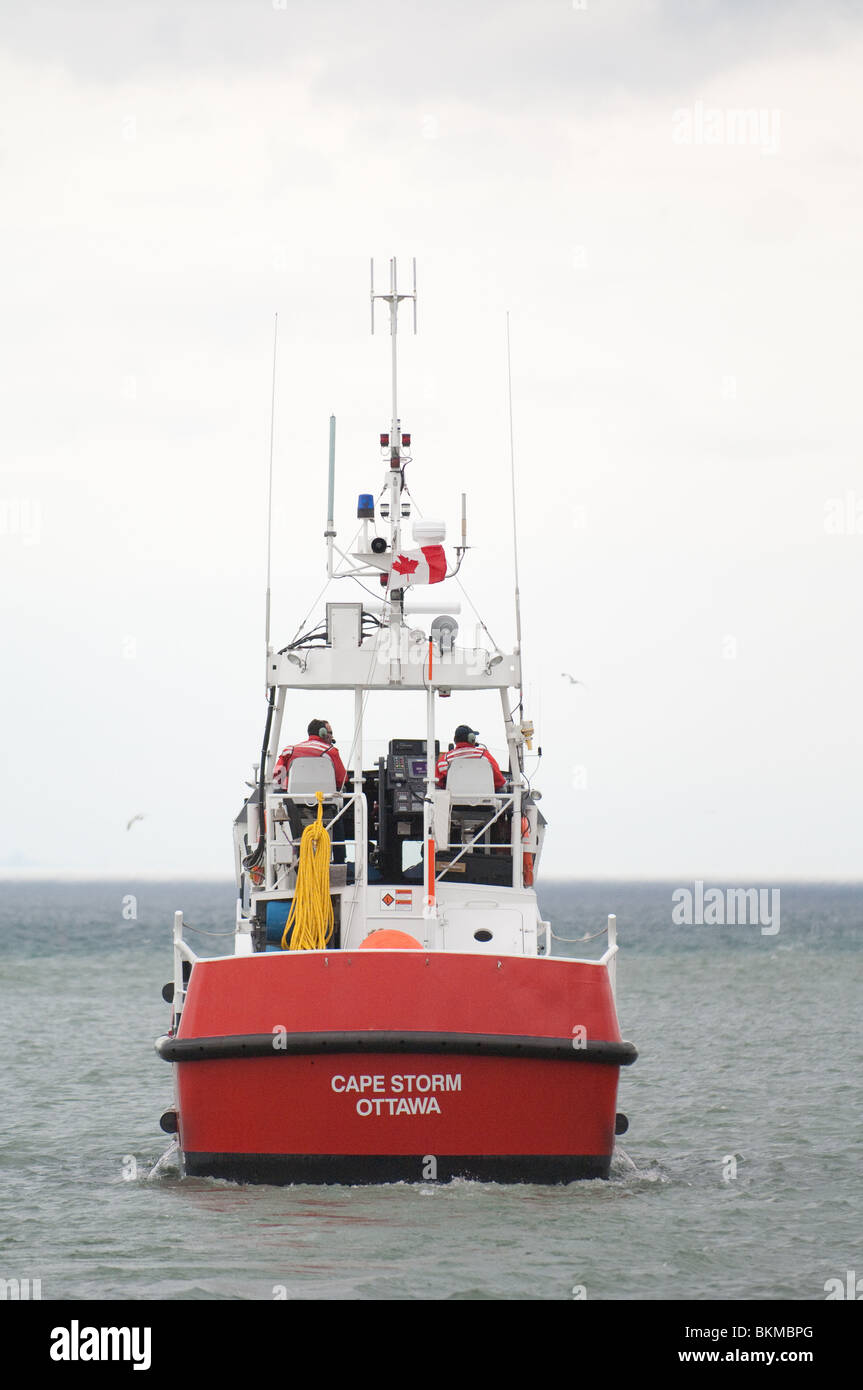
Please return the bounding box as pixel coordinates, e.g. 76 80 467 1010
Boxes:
521 814 534 887
359 929 422 950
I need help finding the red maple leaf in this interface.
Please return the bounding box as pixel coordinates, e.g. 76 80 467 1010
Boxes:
392 553 419 575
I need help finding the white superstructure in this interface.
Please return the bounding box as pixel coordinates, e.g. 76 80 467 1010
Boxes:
231 258 552 958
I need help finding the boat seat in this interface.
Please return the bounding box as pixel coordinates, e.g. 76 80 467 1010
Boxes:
444 757 496 797
443 757 505 853
279 757 345 858
287 757 338 794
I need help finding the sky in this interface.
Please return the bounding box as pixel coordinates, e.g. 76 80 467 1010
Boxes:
1 0 861 881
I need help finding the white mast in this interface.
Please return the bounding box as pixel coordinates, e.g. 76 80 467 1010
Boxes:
371 257 438 935
371 256 416 685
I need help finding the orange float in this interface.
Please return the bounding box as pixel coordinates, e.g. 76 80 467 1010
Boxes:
521 814 534 887
358 929 422 950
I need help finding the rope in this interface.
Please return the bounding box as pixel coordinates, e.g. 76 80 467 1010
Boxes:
548 923 610 944
281 792 335 951
181 924 237 939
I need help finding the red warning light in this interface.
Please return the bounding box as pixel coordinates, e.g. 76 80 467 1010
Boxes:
380 433 389 447
402 433 411 446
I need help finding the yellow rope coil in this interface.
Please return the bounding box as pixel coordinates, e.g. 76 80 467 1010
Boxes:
282 791 335 951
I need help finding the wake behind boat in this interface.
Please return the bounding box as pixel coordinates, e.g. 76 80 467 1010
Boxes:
155 260 637 1183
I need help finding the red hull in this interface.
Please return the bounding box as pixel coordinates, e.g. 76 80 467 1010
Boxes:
163 951 635 1184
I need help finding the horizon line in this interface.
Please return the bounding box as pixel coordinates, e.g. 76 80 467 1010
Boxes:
1 871 862 885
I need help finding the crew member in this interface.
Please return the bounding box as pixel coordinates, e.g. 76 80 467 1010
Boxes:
273 719 348 790
435 725 507 790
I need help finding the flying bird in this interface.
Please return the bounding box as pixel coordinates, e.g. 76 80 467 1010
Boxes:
125 814 146 831
561 673 585 686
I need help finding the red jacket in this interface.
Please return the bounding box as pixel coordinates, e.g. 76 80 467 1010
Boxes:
435 742 506 791
273 737 348 791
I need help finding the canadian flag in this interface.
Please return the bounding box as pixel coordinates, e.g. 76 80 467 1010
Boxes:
388 545 447 586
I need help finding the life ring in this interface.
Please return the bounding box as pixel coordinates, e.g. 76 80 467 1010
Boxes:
521 814 534 887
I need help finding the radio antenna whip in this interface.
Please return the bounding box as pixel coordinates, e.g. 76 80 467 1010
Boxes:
371 255 417 682
265 311 278 655
506 311 524 719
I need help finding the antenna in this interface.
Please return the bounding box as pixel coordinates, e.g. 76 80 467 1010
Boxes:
506 311 524 719
370 257 418 680
370 256 417 447
326 413 336 577
264 311 278 655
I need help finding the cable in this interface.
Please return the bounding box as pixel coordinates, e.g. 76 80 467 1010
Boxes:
342 616 390 773
243 685 276 870
453 575 501 655
277 631 329 655
350 576 390 606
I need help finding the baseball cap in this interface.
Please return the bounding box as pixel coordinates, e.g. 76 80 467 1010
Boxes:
454 725 478 743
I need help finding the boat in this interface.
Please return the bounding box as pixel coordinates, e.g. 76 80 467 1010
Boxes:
155 260 637 1183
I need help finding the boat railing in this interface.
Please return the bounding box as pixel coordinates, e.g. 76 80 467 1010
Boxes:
598 913 618 1000
265 789 366 893
435 792 516 881
171 910 199 1029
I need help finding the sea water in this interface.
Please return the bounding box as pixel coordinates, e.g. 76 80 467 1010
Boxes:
1 880 859 1301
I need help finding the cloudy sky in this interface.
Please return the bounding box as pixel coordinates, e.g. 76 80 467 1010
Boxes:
1 0 861 880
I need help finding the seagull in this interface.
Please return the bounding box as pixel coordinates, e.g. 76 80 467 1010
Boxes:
125 813 146 831
561 673 585 686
